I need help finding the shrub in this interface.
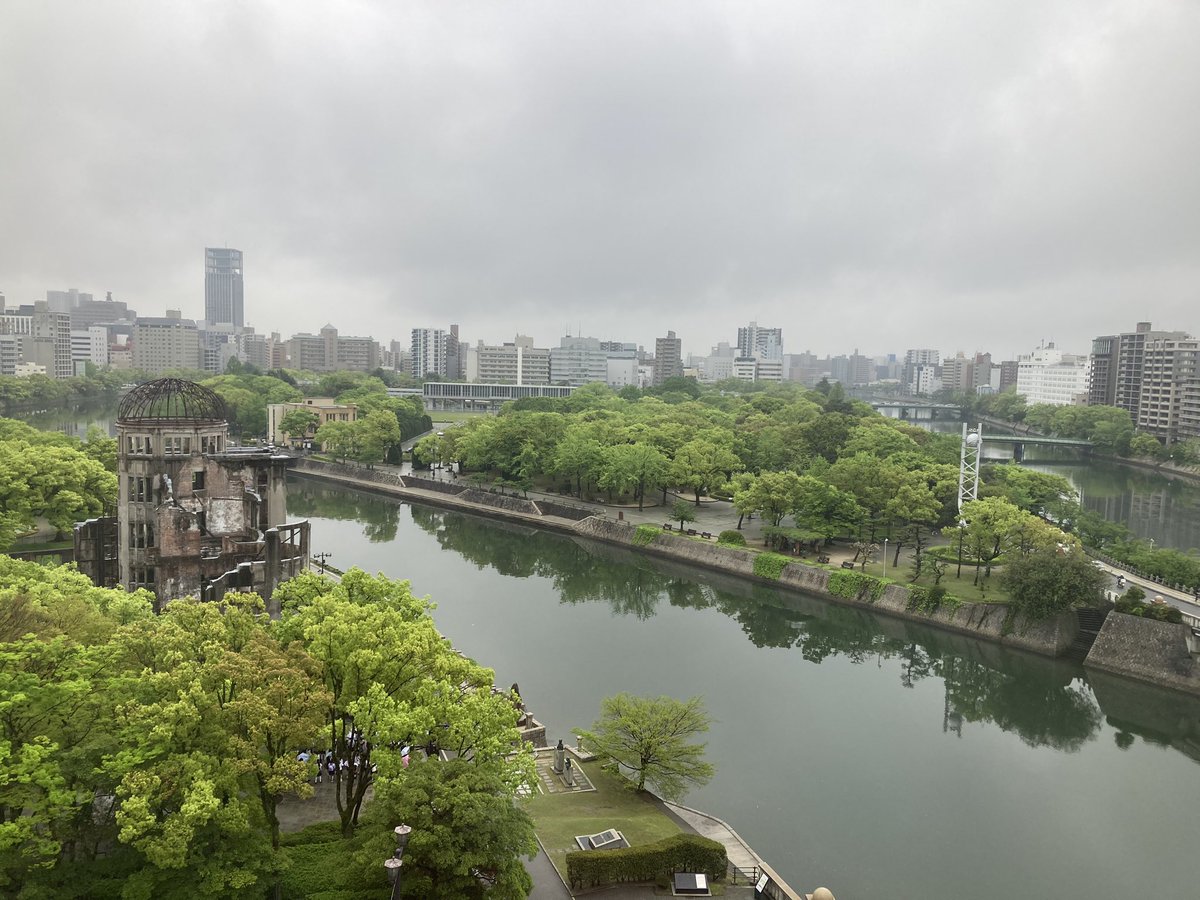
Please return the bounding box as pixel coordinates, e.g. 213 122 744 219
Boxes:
717 530 746 547
566 833 726 891
633 524 659 546
753 552 790 580
906 584 961 614
1115 595 1184 624
828 569 886 602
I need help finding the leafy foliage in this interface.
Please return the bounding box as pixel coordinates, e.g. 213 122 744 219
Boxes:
576 694 714 801
633 524 660 546
1001 548 1107 619
752 552 790 580
566 833 726 891
828 569 887 602
716 530 746 547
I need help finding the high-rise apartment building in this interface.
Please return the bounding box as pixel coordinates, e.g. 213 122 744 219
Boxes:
737 322 783 359
411 328 447 379
653 331 683 385
1088 322 1189 422
1137 336 1200 442
204 247 244 328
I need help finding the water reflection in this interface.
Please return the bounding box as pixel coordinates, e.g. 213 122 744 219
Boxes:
288 482 401 543
394 495 1114 753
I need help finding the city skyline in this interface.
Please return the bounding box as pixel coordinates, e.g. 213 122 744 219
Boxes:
2 2 1198 358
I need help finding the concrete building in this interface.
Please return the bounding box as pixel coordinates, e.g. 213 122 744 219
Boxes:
465 335 551 385
411 328 447 379
70 326 109 372
1088 324 1191 424
1137 336 1200 442
14 362 47 377
423 381 574 412
1015 344 1091 406
606 357 638 388
999 360 1020 393
74 379 309 610
267 397 358 446
653 331 683 385
71 292 135 328
550 335 607 386
204 247 244 328
133 311 200 374
737 322 783 359
0 331 17 377
45 288 92 313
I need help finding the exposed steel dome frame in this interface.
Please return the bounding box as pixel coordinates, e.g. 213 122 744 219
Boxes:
116 378 228 425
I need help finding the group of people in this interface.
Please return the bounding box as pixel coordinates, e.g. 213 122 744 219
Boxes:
295 742 414 785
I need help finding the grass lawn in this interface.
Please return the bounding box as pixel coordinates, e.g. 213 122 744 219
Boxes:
429 411 490 424
523 762 682 876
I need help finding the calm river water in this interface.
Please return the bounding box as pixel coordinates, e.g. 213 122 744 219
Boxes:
288 477 1200 900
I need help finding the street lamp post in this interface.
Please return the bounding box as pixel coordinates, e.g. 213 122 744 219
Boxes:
384 824 412 900
956 520 967 579
882 538 889 575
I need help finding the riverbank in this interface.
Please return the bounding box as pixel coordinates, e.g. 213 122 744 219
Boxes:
293 457 1200 697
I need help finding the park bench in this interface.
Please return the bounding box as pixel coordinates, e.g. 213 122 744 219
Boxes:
818 554 831 563
700 532 712 539
662 523 672 530
840 560 856 569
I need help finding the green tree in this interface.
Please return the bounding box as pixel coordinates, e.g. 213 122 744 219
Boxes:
672 438 742 505
600 443 668 510
732 470 805 528
357 758 538 900
577 693 714 801
1002 547 1107 619
672 499 697 532
277 408 319 446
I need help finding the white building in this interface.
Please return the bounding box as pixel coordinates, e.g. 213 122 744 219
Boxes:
71 326 109 373
465 335 550 385
549 335 607 386
411 328 447 379
1015 344 1090 406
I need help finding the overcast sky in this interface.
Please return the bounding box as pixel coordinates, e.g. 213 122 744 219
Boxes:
2 1 1198 361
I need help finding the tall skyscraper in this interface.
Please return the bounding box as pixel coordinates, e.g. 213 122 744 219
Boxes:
204 247 244 327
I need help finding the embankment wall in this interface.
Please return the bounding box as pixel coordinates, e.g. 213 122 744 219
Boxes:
574 518 1077 658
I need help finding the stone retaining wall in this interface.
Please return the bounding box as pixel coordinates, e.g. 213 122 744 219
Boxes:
575 517 1077 658
402 474 465 495
1085 614 1200 693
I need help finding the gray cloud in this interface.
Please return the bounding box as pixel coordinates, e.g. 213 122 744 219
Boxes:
2 0 1197 360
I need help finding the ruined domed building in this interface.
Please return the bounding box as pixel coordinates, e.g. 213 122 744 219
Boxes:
74 378 310 611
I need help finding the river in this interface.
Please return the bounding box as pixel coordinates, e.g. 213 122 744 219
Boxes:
288 477 1200 900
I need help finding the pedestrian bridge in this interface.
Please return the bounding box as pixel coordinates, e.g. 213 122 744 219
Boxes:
980 433 1092 461
870 401 962 420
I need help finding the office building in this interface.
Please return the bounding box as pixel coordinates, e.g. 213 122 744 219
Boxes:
465 336 551 385
132 311 200 374
70 326 109 373
550 335 607 387
1015 344 1090 406
204 247 244 328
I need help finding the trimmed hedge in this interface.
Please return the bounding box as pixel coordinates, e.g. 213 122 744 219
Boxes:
828 569 886 602
279 822 377 900
717 530 747 547
566 833 727 890
633 524 660 546
752 552 791 580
